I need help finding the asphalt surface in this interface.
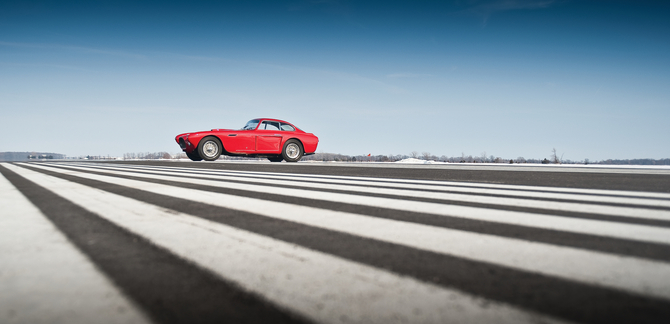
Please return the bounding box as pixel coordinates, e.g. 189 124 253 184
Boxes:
2 160 670 324
113 160 670 192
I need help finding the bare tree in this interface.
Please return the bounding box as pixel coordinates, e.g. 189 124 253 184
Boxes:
410 151 419 158
551 148 563 164
422 152 432 160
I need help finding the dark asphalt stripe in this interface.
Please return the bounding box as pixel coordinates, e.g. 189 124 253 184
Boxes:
93 160 670 193
0 164 311 324
16 163 670 324
95 163 670 202
42 163 670 228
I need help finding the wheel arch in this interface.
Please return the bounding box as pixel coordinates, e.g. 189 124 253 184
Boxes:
199 135 229 154
283 137 304 149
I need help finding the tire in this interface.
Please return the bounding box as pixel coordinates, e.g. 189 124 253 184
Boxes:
186 151 202 161
281 139 303 162
268 156 283 162
198 136 222 161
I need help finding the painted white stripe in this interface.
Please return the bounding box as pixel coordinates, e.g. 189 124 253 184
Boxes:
33 162 670 246
2 164 568 324
15 163 670 302
80 162 670 204
54 162 670 219
0 171 150 324
56 161 670 200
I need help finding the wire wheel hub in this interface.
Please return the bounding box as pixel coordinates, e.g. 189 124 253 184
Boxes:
202 141 219 158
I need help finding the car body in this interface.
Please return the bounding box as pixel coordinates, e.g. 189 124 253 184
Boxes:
175 118 319 162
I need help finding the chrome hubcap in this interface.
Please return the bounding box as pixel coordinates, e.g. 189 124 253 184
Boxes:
286 143 300 159
203 141 219 158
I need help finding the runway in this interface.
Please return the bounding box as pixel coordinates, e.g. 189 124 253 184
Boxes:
2 161 670 324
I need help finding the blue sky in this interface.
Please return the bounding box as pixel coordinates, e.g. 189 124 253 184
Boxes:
1 0 669 160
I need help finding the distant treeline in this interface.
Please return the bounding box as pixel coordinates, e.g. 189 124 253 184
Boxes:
123 152 173 160
0 152 66 161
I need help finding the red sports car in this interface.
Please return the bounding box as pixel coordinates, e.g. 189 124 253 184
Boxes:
175 118 319 162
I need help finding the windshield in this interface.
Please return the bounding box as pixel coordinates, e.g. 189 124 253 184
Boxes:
241 119 260 130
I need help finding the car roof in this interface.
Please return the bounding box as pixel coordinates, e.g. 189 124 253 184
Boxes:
255 118 291 125
253 118 304 132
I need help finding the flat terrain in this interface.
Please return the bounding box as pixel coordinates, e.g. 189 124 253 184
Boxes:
2 160 670 324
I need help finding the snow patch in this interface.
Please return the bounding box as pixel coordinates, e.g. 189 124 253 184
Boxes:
395 158 447 164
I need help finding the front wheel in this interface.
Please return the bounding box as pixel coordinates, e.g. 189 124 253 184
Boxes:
198 136 222 161
281 139 303 162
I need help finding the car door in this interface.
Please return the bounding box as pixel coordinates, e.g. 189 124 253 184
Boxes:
255 121 283 152
223 131 256 152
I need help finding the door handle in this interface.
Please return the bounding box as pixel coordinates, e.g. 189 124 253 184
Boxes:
228 134 237 137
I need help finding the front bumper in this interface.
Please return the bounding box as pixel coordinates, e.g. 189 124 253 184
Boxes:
177 136 195 152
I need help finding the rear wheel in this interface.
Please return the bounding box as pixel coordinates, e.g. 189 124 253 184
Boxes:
268 156 283 162
186 151 202 161
198 136 222 161
281 139 303 162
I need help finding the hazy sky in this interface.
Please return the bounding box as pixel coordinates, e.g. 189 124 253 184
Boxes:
1 0 668 160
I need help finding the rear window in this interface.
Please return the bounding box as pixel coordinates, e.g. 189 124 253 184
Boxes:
280 123 295 131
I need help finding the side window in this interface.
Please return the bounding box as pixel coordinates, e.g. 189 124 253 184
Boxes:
280 123 295 131
260 121 280 131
